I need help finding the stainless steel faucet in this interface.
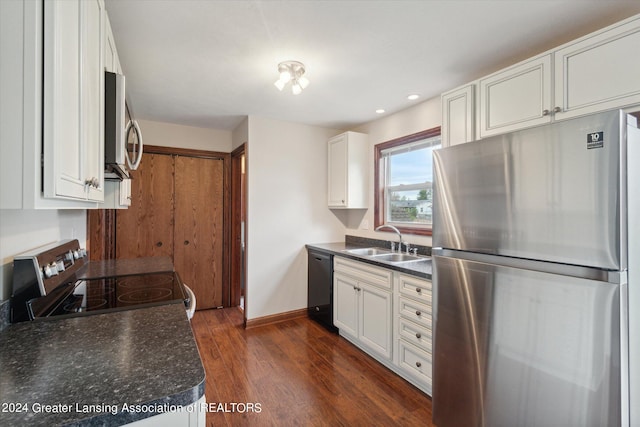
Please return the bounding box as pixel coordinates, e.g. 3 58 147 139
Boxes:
375 224 403 253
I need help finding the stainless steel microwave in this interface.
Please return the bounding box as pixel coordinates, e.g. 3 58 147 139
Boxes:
104 71 143 180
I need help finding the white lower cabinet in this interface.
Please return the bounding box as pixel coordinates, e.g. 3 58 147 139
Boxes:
334 273 359 337
124 396 205 427
332 257 433 395
333 257 393 361
396 274 433 394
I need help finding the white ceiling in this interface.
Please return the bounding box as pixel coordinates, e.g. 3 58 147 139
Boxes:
105 0 640 131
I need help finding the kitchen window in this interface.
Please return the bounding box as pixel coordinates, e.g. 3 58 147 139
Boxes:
374 127 441 236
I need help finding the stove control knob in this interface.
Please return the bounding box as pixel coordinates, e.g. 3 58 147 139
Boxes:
73 250 80 260
65 251 74 262
79 248 87 258
56 260 65 272
43 264 54 278
45 263 59 276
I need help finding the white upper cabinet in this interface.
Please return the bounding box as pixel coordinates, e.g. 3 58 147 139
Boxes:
103 11 131 209
327 132 369 209
441 84 475 146
104 13 122 75
478 55 552 138
43 0 105 203
445 14 640 142
554 16 640 120
1 0 106 209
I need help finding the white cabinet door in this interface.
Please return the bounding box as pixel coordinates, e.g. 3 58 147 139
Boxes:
333 273 359 338
82 0 104 202
43 0 104 202
328 134 348 207
554 16 640 121
359 282 392 360
479 55 552 138
327 132 368 209
442 84 475 146
104 13 122 74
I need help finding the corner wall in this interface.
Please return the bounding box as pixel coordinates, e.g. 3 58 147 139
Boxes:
245 116 344 320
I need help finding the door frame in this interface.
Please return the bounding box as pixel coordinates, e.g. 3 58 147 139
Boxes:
87 144 232 307
230 144 247 315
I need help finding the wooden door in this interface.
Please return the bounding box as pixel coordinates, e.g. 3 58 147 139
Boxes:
116 153 174 259
174 156 224 309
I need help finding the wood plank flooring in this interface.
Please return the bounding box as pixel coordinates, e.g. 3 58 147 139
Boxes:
191 308 434 426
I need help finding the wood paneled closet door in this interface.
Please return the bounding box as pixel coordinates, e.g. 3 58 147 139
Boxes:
115 151 226 310
116 153 175 259
174 156 224 310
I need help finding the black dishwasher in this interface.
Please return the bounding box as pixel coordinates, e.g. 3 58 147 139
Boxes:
307 249 338 333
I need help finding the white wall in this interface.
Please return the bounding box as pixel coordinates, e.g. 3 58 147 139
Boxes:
348 96 442 248
137 119 233 152
245 116 344 320
0 210 86 300
232 117 248 151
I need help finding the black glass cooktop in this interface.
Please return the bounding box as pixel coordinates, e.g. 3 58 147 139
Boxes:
30 272 187 320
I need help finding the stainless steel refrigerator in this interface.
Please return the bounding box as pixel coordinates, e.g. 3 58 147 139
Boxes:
431 109 639 427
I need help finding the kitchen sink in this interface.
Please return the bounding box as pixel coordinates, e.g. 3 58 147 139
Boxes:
344 247 392 256
371 253 425 263
343 247 430 265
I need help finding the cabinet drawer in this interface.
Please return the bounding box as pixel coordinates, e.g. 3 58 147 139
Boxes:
398 317 431 352
334 257 392 290
398 339 432 385
398 274 432 304
399 297 431 329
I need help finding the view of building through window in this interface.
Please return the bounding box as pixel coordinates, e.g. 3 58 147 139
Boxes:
383 137 440 224
380 134 441 228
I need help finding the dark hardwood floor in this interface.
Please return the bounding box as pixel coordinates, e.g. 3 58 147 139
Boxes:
191 308 434 426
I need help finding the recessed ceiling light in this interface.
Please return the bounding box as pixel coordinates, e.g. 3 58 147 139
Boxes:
376 109 385 114
407 94 420 100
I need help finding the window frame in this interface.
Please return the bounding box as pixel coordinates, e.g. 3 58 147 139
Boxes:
374 126 441 237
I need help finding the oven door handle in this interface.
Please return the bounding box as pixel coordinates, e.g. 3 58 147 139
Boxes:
183 284 196 320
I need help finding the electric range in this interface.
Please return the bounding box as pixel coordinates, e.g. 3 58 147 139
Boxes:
10 240 189 323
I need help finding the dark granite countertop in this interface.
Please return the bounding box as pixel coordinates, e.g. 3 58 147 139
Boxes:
77 257 174 280
0 304 205 427
306 241 432 279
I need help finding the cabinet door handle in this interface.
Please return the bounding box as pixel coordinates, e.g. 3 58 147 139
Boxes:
416 287 421 293
542 109 550 116
415 310 421 316
156 242 163 247
184 240 190 245
416 333 422 339
553 106 562 113
416 361 422 368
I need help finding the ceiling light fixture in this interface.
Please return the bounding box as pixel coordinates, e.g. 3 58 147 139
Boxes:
274 60 309 95
407 94 420 101
376 109 385 114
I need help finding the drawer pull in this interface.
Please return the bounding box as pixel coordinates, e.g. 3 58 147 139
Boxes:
416 361 422 368
415 310 421 316
416 333 421 339
416 287 421 293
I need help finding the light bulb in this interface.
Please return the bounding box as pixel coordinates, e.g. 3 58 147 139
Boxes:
298 76 309 89
291 81 302 95
274 79 286 91
278 69 292 84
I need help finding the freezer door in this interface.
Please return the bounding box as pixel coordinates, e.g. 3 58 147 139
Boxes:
432 254 621 427
432 109 625 270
